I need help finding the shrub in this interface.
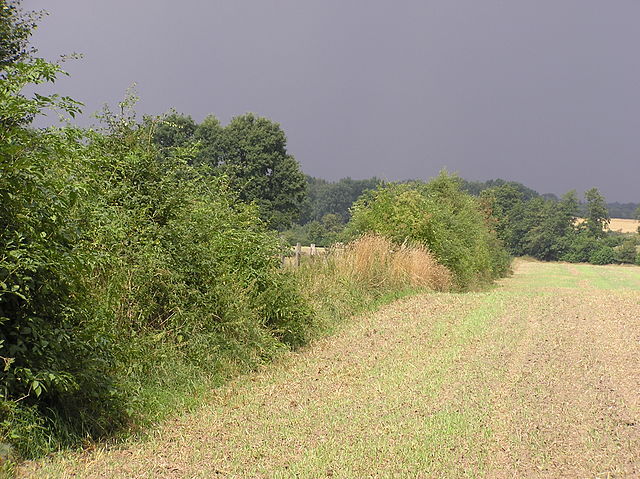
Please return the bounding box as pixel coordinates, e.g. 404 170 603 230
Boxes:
346 173 510 288
615 238 638 264
589 246 616 265
0 60 125 457
1 85 315 457
560 230 600 263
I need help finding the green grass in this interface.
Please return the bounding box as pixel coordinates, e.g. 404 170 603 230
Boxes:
504 260 640 291
570 263 640 290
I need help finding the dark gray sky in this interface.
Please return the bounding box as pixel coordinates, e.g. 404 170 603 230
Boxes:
26 0 640 201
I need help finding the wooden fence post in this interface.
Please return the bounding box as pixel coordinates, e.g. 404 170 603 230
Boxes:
310 243 316 256
295 243 301 267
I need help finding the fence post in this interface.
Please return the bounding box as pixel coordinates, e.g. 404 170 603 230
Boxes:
310 243 316 256
295 243 301 267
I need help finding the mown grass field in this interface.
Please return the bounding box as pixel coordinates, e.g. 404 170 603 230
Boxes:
22 260 640 478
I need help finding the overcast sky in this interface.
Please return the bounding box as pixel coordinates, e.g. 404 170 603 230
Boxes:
26 0 640 202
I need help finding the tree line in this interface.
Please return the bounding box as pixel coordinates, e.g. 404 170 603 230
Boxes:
286 176 639 263
481 185 639 265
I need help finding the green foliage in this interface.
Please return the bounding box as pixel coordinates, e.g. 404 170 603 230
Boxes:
461 178 543 201
221 113 306 230
560 230 599 263
301 176 382 224
283 174 382 246
589 246 616 265
583 188 610 238
481 186 579 260
1 62 313 458
606 202 640 219
151 112 197 149
521 192 579 261
282 214 346 247
482 183 625 266
0 59 122 457
461 178 636 221
615 238 638 264
193 115 225 165
347 172 510 288
150 112 307 230
0 0 41 71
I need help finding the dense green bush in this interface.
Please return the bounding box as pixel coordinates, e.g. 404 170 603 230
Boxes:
1 62 313 457
589 246 616 265
300 176 382 224
346 173 510 288
0 60 126 455
615 238 638 264
559 230 598 263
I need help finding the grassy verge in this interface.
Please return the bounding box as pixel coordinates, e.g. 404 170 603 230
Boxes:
295 235 452 339
23 274 501 478
3 236 453 477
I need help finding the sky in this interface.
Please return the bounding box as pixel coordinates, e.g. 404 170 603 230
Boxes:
25 0 640 202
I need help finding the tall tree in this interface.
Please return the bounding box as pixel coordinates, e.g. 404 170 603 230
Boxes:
151 112 197 149
193 114 224 166
150 112 306 230
583 187 610 238
221 113 306 230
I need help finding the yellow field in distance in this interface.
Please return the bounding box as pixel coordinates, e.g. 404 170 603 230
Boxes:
575 217 639 234
608 218 640 233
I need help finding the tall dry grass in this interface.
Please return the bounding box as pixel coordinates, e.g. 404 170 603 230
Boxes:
333 234 452 292
295 234 452 338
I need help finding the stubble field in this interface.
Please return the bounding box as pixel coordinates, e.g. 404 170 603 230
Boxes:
608 218 640 234
22 260 640 478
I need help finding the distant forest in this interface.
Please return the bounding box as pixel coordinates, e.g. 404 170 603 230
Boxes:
300 176 638 225
286 176 638 248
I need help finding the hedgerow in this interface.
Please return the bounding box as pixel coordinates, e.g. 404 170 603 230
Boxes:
0 61 312 457
346 173 511 289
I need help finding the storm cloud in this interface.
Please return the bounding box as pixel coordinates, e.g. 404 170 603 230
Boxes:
26 0 640 201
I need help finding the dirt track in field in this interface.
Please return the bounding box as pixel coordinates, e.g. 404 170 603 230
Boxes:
23 260 640 478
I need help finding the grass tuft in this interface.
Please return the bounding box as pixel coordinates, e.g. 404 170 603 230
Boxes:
334 234 452 292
